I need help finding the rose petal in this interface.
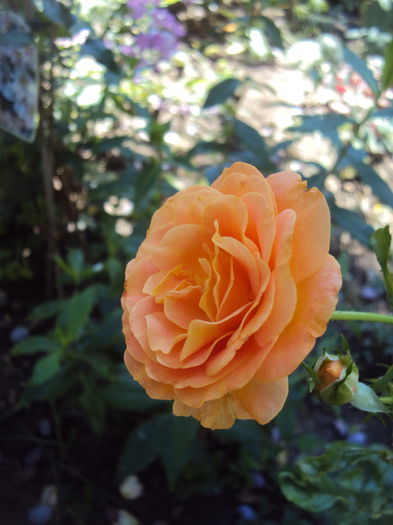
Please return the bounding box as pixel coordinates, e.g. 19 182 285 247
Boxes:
257 254 342 381
255 209 297 346
122 256 158 310
173 376 287 429
142 187 219 257
145 312 186 354
233 376 288 425
172 396 242 430
164 285 206 329
267 171 330 282
174 338 273 407
123 310 150 370
212 232 261 297
155 331 232 369
241 192 276 261
150 186 219 228
124 351 174 400
151 223 210 274
180 304 247 360
202 193 249 241
213 249 252 320
130 296 161 351
143 265 184 302
212 163 276 211
198 258 217 320
206 280 275 376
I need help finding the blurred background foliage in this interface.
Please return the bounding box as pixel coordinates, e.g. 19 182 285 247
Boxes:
0 0 393 523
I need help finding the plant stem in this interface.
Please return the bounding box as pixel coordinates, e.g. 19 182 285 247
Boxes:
331 310 393 325
40 43 61 299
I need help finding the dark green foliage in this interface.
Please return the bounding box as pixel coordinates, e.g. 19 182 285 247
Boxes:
342 46 379 97
203 78 242 108
234 119 273 170
279 443 393 523
118 414 199 488
328 197 374 247
289 114 353 147
371 226 393 307
381 41 393 90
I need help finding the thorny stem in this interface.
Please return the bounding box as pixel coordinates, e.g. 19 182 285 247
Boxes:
331 310 393 325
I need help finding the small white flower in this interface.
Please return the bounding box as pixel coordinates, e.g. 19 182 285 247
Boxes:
113 509 139 525
40 485 58 507
119 475 143 500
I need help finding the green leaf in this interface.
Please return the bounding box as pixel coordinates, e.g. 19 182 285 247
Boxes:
371 226 393 307
215 420 271 460
101 369 167 411
78 376 106 433
29 352 62 386
381 41 393 91
351 382 387 413
260 16 283 48
372 365 393 394
42 0 74 29
369 106 393 119
203 78 241 109
279 442 393 518
134 161 161 207
157 415 199 489
234 119 269 157
54 254 69 275
187 140 226 158
372 226 391 269
57 286 96 344
83 308 122 352
67 249 84 284
328 197 374 247
216 419 266 447
23 365 76 402
354 162 393 208
118 417 163 480
81 37 118 72
280 471 337 512
12 336 61 356
117 414 198 488
336 145 366 170
29 300 64 321
289 114 353 147
343 46 379 97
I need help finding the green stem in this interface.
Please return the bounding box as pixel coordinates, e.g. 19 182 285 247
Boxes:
331 310 393 325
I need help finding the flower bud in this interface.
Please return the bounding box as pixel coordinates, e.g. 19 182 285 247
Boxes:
313 352 359 405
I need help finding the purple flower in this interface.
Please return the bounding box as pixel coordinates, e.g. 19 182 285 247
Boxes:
134 31 178 60
127 0 160 19
151 8 185 37
123 1 186 66
120 45 135 56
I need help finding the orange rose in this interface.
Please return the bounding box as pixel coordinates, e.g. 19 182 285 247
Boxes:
121 162 342 429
